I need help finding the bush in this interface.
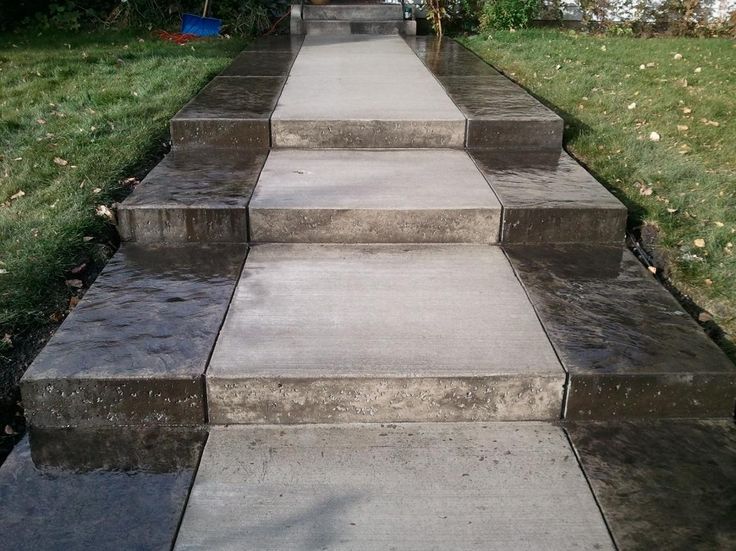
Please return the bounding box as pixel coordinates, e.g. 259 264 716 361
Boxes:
480 0 540 30
3 0 286 36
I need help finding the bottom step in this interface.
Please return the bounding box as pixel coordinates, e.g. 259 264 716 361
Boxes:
175 423 615 550
304 20 404 35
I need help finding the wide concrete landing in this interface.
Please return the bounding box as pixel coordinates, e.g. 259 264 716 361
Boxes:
271 36 466 148
174 423 614 550
207 244 564 423
249 149 502 243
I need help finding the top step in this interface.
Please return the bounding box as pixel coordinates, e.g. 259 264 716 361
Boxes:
303 4 403 20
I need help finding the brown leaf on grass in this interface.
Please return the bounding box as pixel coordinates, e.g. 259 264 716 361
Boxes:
53 157 68 166
10 190 25 200
68 296 81 309
36 118 46 125
698 311 713 322
640 186 654 196
70 262 87 274
649 131 661 142
4 425 15 435
677 125 689 131
1 334 11 345
65 279 83 289
95 204 115 224
694 238 706 248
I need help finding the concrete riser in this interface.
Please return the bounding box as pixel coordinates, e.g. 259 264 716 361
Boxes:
304 20 404 35
249 208 500 244
207 376 564 424
170 120 270 149
118 208 248 244
272 120 465 148
303 5 403 20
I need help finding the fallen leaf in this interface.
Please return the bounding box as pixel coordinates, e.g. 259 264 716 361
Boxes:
698 312 713 322
677 125 689 131
682 107 692 114
93 188 102 194
649 131 661 142
68 296 81 309
694 67 702 73
628 102 637 110
705 278 713 286
95 204 114 221
36 118 46 125
1 334 11 345
639 64 646 70
65 279 83 289
674 53 683 60
82 236 94 242
666 207 678 213
640 186 654 196
694 238 706 248
648 266 658 274
3 425 15 435
0 269 8 275
70 262 87 274
646 62 655 68
53 157 68 166
10 190 25 200
600 45 607 51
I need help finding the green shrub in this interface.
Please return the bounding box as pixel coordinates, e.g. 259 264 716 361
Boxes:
479 0 540 31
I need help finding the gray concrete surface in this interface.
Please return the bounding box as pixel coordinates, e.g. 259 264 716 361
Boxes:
207 244 564 423
271 36 465 148
249 149 501 243
174 423 615 550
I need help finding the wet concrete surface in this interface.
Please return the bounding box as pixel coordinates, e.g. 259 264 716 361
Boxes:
0 427 206 551
567 420 736 550
118 147 267 243
170 77 285 148
21 243 246 427
505 245 736 418
220 51 297 77
405 37 563 149
240 35 304 53
470 149 626 243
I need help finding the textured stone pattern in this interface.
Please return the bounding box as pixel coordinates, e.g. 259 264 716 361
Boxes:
207 244 564 423
21 244 246 427
174 423 614 550
118 147 267 243
170 77 285 148
0 428 206 551
506 245 736 418
568 420 736 550
470 149 627 243
406 37 563 149
249 149 501 243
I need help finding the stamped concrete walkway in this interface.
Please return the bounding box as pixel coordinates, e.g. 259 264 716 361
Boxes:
4 22 736 551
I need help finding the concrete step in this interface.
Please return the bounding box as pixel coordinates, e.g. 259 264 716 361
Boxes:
249 149 501 243
207 244 565 424
405 37 563 150
20 244 246 428
303 4 403 20
170 77 284 148
506 245 736 419
304 20 404 35
469 149 627 244
174 423 614 550
118 147 266 244
271 36 465 148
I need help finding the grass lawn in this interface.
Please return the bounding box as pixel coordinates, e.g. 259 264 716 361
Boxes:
462 29 736 355
0 29 247 404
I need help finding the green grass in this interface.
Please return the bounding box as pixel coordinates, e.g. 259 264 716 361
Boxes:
462 29 736 348
0 30 247 356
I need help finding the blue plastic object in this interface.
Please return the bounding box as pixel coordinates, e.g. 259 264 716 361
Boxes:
181 13 222 37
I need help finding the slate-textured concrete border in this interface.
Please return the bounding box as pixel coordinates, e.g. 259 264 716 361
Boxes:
170 36 303 149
